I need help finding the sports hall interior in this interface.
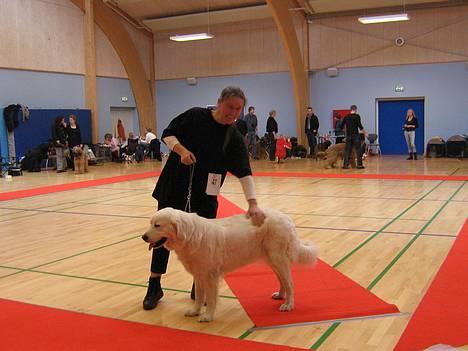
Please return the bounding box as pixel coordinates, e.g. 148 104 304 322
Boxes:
0 1 467 350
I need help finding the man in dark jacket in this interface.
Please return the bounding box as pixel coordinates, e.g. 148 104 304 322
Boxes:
342 105 365 169
304 106 319 156
235 116 248 138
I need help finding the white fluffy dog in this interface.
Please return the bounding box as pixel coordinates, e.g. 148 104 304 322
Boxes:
141 207 318 322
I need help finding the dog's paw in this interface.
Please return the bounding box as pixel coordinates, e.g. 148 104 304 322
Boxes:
279 303 293 312
198 313 213 323
271 292 285 300
184 308 200 317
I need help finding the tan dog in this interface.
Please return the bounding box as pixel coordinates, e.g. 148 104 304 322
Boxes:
141 208 317 322
318 143 357 169
72 146 88 174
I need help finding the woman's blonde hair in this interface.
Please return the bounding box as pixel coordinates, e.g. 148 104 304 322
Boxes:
407 109 416 118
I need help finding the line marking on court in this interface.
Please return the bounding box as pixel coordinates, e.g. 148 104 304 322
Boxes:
332 180 448 268
310 181 465 350
0 266 237 300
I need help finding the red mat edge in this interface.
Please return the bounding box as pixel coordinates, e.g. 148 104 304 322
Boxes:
1 170 465 202
394 219 468 351
0 298 307 351
0 170 161 201
253 171 468 181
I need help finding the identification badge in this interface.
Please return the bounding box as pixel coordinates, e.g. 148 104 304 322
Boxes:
206 173 222 196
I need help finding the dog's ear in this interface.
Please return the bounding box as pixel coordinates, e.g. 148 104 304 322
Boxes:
168 209 186 242
156 209 185 248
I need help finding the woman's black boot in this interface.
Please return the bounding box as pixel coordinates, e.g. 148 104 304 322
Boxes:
407 153 413 160
143 276 164 310
413 153 417 160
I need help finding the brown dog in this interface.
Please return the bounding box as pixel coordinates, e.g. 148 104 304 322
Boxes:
72 146 89 174
317 143 357 169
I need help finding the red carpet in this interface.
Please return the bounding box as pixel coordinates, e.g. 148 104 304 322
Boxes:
218 196 399 328
0 171 161 201
0 298 306 351
225 261 399 328
253 171 468 181
1 170 466 202
394 219 468 351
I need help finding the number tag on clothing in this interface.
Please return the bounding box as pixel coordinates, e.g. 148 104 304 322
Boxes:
206 173 222 196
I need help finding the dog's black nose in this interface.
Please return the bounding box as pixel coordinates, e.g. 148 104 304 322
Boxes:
142 234 148 242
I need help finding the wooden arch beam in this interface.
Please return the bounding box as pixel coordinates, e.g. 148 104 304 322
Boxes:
71 0 156 137
266 0 309 144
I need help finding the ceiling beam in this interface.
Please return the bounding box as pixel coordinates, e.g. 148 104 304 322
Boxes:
71 0 156 136
267 0 309 145
143 5 271 32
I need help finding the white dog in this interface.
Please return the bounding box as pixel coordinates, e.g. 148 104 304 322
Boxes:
141 207 317 322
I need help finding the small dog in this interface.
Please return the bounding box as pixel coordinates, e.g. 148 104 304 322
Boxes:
72 146 88 174
142 208 317 322
317 143 357 169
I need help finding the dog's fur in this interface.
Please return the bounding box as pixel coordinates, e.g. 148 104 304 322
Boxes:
142 208 317 322
72 146 88 174
316 142 357 169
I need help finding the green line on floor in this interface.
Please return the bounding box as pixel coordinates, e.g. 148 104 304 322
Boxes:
311 181 465 349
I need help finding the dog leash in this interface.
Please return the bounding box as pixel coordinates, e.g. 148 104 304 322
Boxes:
184 163 195 213
152 164 193 250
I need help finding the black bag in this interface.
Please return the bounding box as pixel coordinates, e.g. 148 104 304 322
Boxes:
3 104 20 132
150 138 162 161
135 146 145 162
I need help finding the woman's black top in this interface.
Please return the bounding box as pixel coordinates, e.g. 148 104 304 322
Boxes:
404 117 418 131
153 107 251 216
52 123 67 147
67 125 82 148
266 117 278 135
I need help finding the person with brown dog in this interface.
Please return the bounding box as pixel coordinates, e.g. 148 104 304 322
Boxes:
342 105 365 169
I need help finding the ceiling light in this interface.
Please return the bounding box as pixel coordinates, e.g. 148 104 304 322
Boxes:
358 13 410 24
169 33 214 42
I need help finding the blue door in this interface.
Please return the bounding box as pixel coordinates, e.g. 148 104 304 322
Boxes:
378 99 424 155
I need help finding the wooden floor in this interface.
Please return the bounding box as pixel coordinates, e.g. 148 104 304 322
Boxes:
0 156 467 350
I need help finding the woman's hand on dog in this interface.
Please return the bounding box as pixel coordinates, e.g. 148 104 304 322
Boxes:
247 200 265 226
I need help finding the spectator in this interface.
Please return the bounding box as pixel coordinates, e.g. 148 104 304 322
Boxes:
51 115 68 173
244 106 258 159
304 106 319 157
342 105 365 169
266 110 278 161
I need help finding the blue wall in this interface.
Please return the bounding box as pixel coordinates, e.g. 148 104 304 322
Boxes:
0 70 138 159
156 72 297 140
2 63 466 159
311 62 468 145
0 69 85 160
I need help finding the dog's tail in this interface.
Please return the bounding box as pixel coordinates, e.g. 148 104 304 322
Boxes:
294 241 318 266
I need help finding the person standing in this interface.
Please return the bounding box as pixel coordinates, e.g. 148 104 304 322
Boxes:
51 116 68 173
266 110 278 161
143 86 265 310
403 108 419 160
304 106 319 157
342 105 365 169
334 113 344 144
235 116 247 138
244 106 258 159
67 114 83 171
